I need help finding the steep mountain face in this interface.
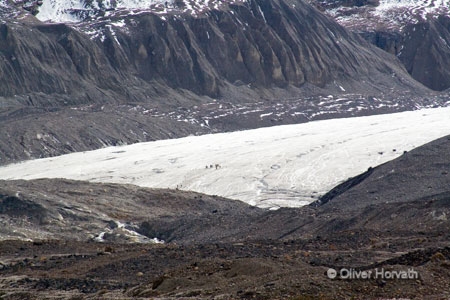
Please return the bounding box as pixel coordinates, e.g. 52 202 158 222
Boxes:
0 0 444 164
399 17 450 91
0 0 425 106
311 0 450 91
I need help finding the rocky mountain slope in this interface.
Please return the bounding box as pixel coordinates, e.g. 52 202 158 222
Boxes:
310 0 450 91
0 0 447 165
1 0 424 106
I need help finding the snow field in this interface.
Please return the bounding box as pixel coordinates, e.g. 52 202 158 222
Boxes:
36 0 248 23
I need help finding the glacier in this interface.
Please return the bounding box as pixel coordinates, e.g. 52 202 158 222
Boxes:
1 106 450 209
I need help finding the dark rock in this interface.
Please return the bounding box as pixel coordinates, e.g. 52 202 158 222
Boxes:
397 17 450 91
361 19 450 91
0 0 426 107
360 30 403 56
315 0 379 10
312 166 375 206
0 193 48 224
311 0 450 91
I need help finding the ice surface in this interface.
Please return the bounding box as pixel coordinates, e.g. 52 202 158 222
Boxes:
1 107 450 209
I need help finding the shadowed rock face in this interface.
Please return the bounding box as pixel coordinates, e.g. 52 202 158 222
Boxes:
362 17 450 91
0 194 48 222
0 22 126 106
0 0 426 108
310 0 450 91
398 18 450 92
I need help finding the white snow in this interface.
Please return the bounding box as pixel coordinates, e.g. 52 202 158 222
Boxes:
93 221 164 243
37 0 86 23
328 0 450 31
1 107 450 209
94 231 106 242
257 4 267 23
36 0 248 23
111 19 126 27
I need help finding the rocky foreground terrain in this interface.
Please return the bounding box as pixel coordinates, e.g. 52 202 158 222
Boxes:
0 135 449 299
1 0 450 298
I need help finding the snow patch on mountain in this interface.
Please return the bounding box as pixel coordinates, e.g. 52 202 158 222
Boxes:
324 0 450 31
38 0 86 22
36 0 248 23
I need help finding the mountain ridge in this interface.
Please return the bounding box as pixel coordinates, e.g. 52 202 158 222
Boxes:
1 0 446 165
311 0 450 91
0 0 429 106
